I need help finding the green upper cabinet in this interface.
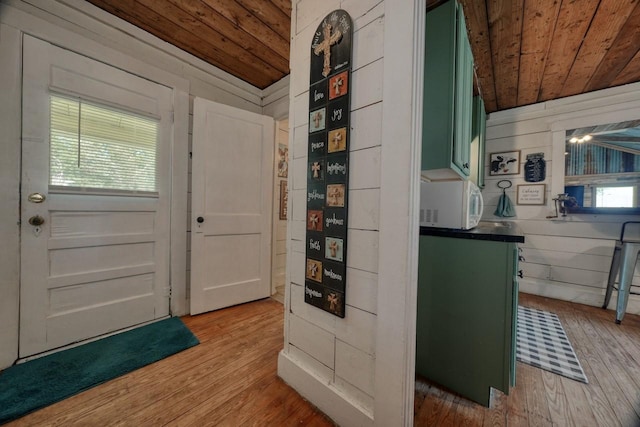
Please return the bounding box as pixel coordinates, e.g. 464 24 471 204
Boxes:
422 0 474 180
470 95 487 188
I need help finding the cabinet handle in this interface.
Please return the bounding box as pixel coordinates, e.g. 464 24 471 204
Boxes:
463 162 469 169
518 270 523 278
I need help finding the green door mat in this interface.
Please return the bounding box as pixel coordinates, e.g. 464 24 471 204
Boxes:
0 317 199 424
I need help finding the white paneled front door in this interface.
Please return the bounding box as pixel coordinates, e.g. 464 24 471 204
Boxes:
20 36 173 357
190 98 274 315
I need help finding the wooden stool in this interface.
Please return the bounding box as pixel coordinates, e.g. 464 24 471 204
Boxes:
603 221 640 324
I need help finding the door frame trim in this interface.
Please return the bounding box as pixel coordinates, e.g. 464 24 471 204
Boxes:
375 1 425 425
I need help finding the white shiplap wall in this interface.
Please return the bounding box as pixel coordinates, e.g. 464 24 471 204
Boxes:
280 2 426 424
483 82 640 315
279 1 384 424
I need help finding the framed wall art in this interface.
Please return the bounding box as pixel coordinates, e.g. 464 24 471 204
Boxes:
489 150 520 176
279 180 288 220
277 144 288 178
517 184 546 205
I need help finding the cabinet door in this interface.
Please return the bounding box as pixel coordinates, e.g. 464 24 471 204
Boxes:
472 96 487 188
510 245 520 387
417 235 514 406
422 0 456 172
452 4 473 176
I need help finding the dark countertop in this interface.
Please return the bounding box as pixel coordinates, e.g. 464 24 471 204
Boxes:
420 221 525 243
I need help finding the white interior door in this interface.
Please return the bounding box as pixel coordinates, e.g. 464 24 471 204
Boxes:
20 36 173 357
190 98 274 315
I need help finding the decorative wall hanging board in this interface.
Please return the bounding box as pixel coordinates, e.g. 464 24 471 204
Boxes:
305 10 352 318
524 152 546 182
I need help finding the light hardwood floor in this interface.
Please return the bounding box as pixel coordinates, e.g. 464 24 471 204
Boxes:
415 293 640 426
8 299 334 426
7 293 640 426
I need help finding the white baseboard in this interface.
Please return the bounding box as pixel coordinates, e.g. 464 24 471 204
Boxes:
520 279 640 316
277 350 373 427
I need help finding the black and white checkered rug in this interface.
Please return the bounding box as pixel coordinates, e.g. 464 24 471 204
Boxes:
517 306 588 384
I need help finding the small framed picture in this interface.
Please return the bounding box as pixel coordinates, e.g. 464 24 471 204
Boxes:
306 209 323 231
325 237 344 262
489 150 521 176
517 184 546 205
326 184 345 207
279 180 288 220
306 259 322 283
277 144 288 178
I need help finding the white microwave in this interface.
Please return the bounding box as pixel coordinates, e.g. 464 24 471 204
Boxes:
420 180 484 230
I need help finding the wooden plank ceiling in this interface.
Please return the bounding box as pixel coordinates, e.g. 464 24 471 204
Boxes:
457 0 640 113
89 0 640 113
86 0 291 89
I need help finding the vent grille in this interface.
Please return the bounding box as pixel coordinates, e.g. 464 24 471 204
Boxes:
420 208 439 224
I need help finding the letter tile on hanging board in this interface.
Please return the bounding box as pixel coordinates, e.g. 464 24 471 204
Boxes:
305 10 352 318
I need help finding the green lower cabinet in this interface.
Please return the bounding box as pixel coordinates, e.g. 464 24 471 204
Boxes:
416 235 518 407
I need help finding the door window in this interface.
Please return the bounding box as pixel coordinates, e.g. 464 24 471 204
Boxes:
50 95 159 193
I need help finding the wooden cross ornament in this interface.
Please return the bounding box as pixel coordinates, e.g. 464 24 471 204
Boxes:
309 213 319 229
313 110 323 128
328 240 339 257
308 262 318 277
327 293 338 311
332 77 344 96
311 162 322 178
313 23 342 77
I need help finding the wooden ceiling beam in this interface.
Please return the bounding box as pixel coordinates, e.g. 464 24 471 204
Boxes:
132 0 283 84
487 0 524 110
459 0 497 112
586 2 640 93
516 0 560 107
560 0 639 98
166 0 289 73
537 0 599 102
87 0 275 88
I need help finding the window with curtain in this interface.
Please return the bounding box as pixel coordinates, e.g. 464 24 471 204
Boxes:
49 95 159 193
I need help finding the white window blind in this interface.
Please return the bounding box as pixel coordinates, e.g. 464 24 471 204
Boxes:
50 95 159 193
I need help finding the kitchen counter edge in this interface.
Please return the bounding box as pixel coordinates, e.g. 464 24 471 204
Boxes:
420 222 525 243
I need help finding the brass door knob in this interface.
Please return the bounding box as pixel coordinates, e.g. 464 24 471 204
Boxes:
28 215 45 226
28 193 46 203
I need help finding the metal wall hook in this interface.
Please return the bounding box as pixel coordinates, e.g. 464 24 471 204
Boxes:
497 180 512 194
